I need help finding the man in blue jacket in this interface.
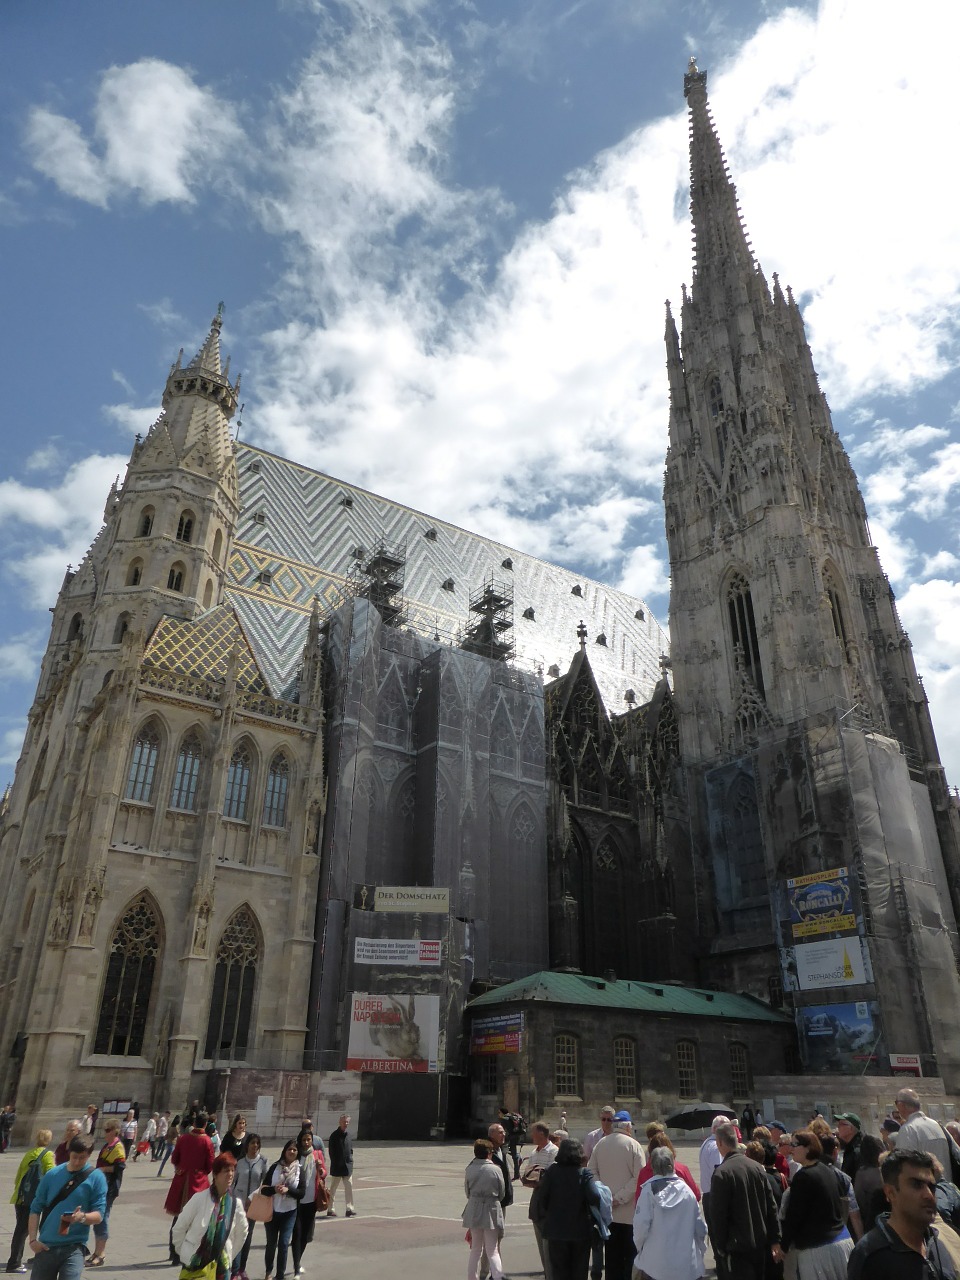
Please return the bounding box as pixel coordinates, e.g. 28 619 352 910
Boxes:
28 1135 107 1279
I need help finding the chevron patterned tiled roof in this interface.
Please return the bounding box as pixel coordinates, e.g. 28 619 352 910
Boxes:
144 604 268 692
226 443 668 708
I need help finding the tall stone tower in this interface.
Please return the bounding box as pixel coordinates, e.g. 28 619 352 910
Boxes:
665 61 960 1085
0 312 325 1127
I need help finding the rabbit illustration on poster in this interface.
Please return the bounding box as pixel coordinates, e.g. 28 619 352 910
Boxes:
369 994 423 1060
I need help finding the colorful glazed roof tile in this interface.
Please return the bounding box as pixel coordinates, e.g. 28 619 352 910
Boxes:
144 604 268 693
226 442 667 703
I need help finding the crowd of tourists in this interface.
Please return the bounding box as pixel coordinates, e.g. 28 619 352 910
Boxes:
3 1105 356 1280
469 1088 960 1280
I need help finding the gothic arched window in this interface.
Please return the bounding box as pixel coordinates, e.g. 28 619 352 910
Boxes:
125 722 161 802
212 528 224 564
823 567 851 662
224 744 252 821
126 559 143 587
170 732 203 811
137 505 155 537
708 376 728 464
204 907 260 1060
261 753 290 827
176 510 196 543
167 562 186 593
113 612 130 645
726 573 765 697
94 893 161 1056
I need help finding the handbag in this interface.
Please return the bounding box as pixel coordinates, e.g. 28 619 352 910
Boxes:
178 1264 217 1280
315 1178 331 1213
246 1191 274 1223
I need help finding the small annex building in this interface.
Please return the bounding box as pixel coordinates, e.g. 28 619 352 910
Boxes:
466 970 796 1129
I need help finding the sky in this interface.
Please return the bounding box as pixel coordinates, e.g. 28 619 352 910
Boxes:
2 0 960 787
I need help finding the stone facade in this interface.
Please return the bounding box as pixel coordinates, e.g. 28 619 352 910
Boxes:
663 62 960 1087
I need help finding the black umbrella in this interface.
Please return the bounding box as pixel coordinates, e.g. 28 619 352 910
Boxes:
665 1103 737 1131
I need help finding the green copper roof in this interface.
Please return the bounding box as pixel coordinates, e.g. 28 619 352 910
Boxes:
467 971 792 1024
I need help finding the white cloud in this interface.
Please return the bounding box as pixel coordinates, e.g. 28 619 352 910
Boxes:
24 443 63 473
898 580 960 787
0 454 128 606
618 544 670 601
0 724 28 772
102 404 159 436
24 59 243 207
0 634 42 685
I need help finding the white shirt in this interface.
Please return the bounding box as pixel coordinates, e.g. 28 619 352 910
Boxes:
583 1126 609 1163
892 1111 950 1171
699 1136 722 1192
520 1140 558 1182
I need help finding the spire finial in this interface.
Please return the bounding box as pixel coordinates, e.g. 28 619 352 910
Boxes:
576 619 588 650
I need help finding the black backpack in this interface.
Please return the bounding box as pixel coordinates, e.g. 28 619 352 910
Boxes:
17 1150 49 1208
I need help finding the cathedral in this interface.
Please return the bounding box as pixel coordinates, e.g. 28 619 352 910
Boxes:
2 61 960 1139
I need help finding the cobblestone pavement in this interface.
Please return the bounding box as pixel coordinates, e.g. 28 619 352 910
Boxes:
0 1138 716 1279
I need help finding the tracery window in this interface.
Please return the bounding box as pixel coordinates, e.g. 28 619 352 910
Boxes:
170 732 202 811
824 569 851 661
125 723 160 803
554 1033 581 1096
729 1042 751 1097
94 893 161 1056
204 907 260 1060
727 573 765 697
676 1039 699 1098
261 753 290 827
223 744 252 821
614 1036 637 1096
377 671 407 746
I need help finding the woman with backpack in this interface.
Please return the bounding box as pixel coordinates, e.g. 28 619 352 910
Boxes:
5 1127 54 1272
87 1117 126 1267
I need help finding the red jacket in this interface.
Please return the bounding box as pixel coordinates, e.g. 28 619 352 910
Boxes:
164 1129 214 1216
635 1159 701 1203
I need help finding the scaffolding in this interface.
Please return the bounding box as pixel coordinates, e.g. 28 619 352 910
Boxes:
347 537 406 628
460 575 515 663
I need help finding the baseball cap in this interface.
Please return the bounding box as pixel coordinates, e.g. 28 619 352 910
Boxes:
832 1113 862 1130
613 1110 632 1123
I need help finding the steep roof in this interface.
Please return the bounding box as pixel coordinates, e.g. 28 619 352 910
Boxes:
226 442 668 703
467 970 792 1024
143 604 268 693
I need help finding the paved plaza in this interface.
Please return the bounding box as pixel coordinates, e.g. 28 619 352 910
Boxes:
0 1137 716 1278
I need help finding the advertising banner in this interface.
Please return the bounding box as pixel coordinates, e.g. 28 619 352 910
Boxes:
354 937 442 967
470 1013 524 1055
787 867 856 939
346 992 440 1073
890 1053 923 1077
797 1001 882 1073
794 937 867 991
353 884 449 914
